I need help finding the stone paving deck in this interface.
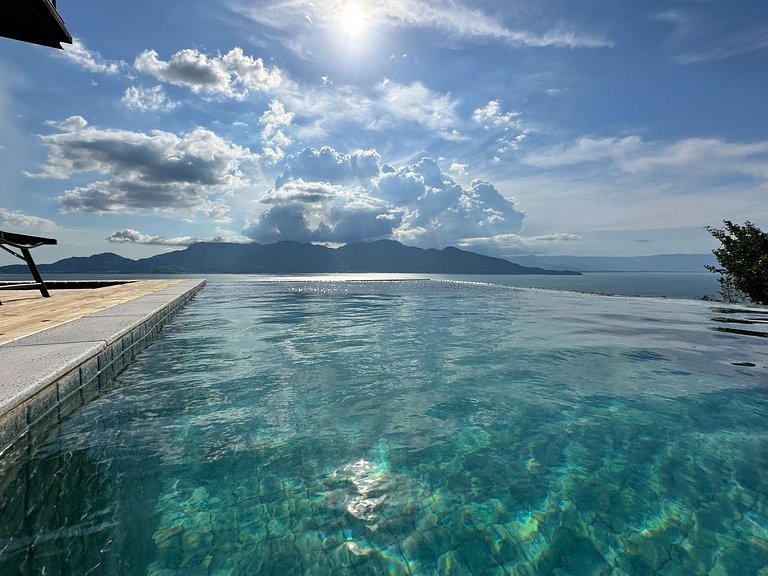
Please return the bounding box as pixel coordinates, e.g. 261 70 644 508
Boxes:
0 280 181 344
0 278 206 456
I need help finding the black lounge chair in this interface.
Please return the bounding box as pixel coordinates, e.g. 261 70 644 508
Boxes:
0 230 57 304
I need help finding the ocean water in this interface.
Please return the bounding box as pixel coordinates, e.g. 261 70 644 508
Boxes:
0 270 722 300
1 278 766 575
233 272 722 301
447 272 721 300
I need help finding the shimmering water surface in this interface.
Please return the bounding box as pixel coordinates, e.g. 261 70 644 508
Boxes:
1 278 767 575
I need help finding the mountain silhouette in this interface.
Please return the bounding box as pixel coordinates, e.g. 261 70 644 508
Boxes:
0 240 580 275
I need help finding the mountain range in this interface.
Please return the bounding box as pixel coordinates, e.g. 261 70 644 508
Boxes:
0 240 581 275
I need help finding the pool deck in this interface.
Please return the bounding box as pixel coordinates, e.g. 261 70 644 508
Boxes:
0 278 205 457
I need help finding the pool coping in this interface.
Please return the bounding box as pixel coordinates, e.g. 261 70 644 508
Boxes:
0 278 206 457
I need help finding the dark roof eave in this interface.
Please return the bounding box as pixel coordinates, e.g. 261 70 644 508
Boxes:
0 0 73 50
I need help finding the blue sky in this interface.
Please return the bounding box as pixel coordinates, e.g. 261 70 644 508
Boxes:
1 0 767 263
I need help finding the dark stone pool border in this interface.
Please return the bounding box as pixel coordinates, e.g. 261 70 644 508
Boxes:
0 279 206 458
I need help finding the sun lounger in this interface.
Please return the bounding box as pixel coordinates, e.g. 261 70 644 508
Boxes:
0 230 57 304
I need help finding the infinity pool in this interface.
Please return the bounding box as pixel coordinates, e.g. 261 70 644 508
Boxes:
1 279 766 575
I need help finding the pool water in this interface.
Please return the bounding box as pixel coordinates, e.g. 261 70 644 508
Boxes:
1 279 767 575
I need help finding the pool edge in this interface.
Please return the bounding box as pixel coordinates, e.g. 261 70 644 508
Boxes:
0 278 206 457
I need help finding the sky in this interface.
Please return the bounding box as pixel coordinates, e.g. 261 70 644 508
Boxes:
1 0 767 264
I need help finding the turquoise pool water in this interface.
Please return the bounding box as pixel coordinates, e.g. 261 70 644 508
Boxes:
1 279 767 575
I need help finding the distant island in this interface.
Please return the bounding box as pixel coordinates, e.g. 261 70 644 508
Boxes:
510 253 717 273
0 240 580 276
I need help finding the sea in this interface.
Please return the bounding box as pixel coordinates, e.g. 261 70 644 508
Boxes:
426 271 722 300
1 270 724 301
1 275 766 575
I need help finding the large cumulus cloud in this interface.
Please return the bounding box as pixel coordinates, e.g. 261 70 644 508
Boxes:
274 146 382 188
243 146 524 246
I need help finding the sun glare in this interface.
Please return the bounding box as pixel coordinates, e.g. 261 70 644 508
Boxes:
340 2 367 37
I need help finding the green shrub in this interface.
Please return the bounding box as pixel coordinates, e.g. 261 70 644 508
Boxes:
705 220 768 304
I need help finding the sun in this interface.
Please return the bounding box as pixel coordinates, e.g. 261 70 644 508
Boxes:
339 2 367 37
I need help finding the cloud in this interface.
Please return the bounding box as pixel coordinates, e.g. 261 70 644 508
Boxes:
503 133 768 238
656 9 768 63
259 99 293 137
393 170 526 246
122 86 179 112
45 115 88 132
243 146 525 247
260 179 343 204
259 99 294 165
243 204 317 244
522 136 645 168
676 28 768 63
29 118 257 216
243 199 399 245
231 0 611 49
106 228 224 246
134 47 282 100
472 100 521 129
455 232 582 258
276 79 462 144
621 138 768 179
459 232 581 248
275 146 382 188
373 80 460 137
0 209 60 234
449 162 468 176
522 135 768 180
58 38 124 74
121 47 461 151
471 100 530 154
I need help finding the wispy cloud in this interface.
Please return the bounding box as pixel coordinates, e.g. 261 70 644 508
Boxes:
523 135 768 180
458 232 581 255
369 0 611 48
106 228 227 245
58 38 125 74
506 133 768 237
229 0 612 49
273 78 463 146
0 209 60 234
522 136 645 169
372 80 460 137
621 138 768 179
656 9 768 63
675 28 768 63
